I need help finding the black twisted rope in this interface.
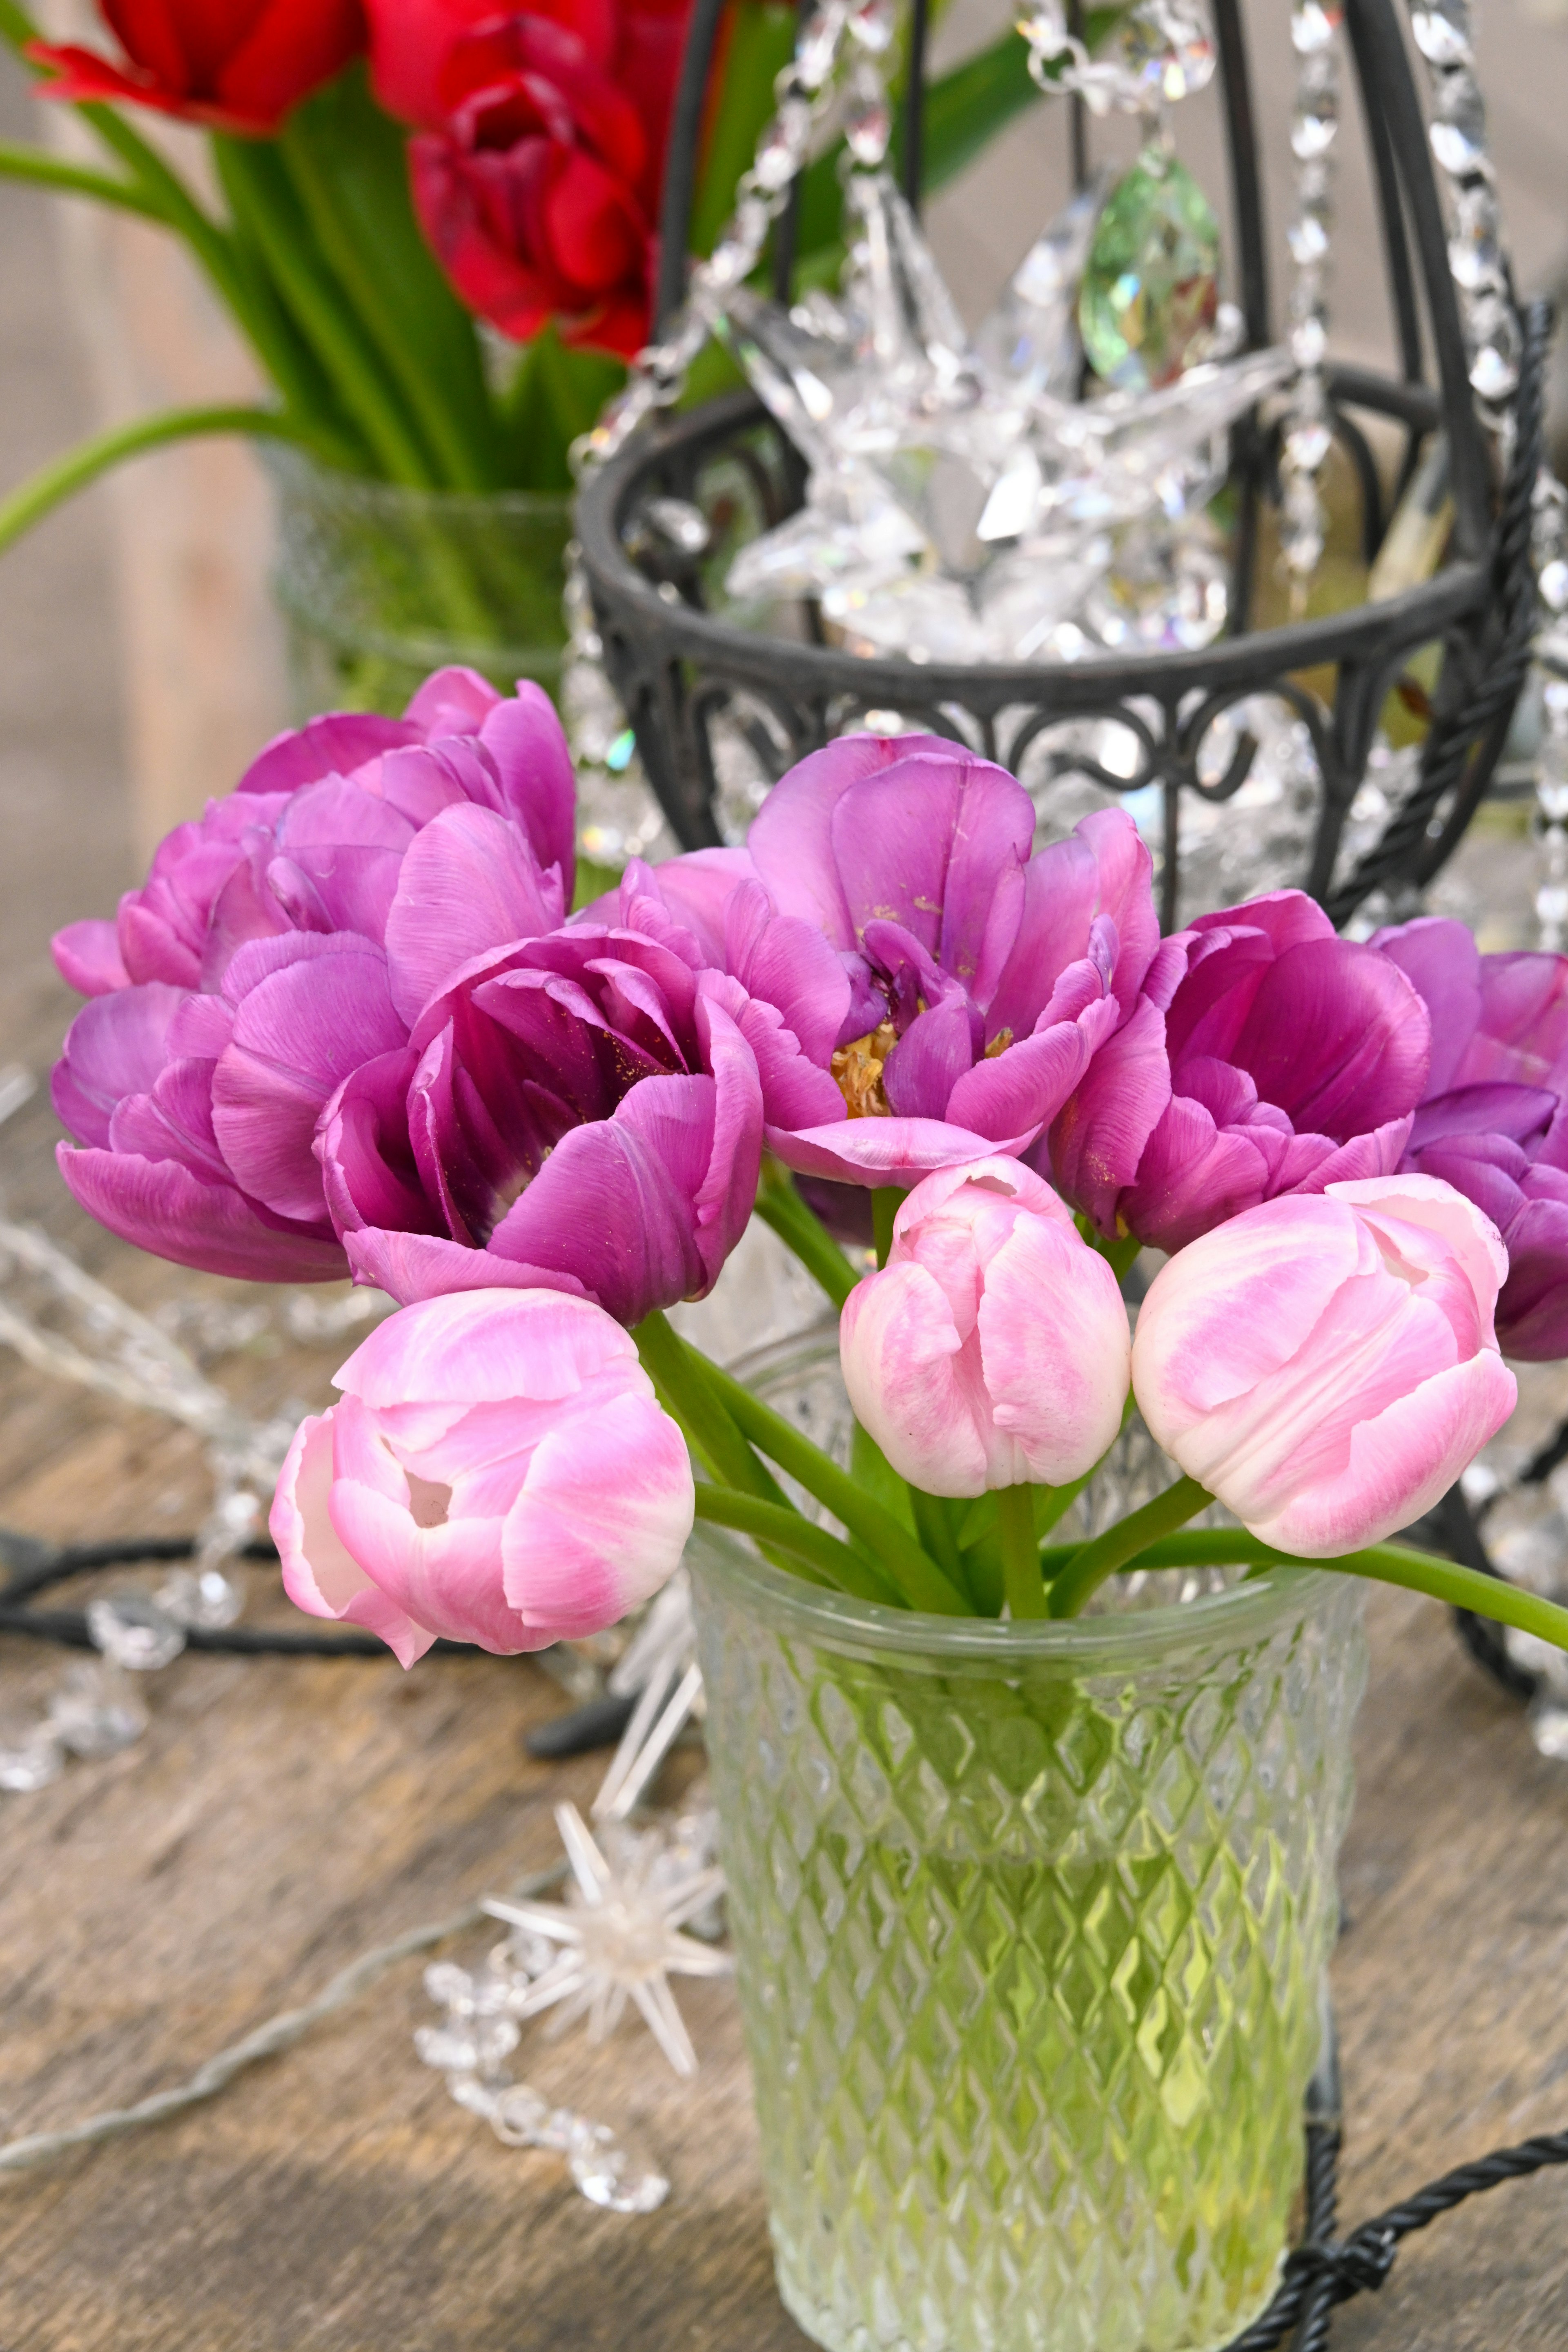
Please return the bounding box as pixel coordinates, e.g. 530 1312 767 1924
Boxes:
0 1529 479 1658
1221 2118 1568 2350
1324 297 1550 929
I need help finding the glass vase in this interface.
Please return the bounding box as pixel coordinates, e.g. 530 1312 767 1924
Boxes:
690 1506 1366 2352
266 446 573 718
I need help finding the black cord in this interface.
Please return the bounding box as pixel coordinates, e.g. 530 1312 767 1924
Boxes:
1221 2119 1568 2350
0 1529 479 1658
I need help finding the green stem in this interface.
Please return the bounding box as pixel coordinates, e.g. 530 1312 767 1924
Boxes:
213 135 437 487
1095 1232 1143 1282
0 138 163 216
633 1313 786 1506
1049 1477 1212 1618
872 1186 906 1270
753 1165 859 1309
675 1336 969 1616
692 1487 900 1607
998 1485 1048 1619
0 404 306 557
1308 1541 1568 1653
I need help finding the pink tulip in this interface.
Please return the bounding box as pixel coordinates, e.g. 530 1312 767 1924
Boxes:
272 1288 694 1666
838 1158 1131 1497
1132 1175 1518 1555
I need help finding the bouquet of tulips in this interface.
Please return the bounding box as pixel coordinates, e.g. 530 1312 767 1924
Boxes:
45 668 1568 1664
0 0 1047 554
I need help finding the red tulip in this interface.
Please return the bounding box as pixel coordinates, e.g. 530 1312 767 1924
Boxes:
366 0 703 356
28 0 367 135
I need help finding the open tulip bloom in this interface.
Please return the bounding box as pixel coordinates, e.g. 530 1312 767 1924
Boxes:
46 693 1568 1666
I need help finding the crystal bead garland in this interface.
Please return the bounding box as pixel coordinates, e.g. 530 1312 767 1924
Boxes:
1404 0 1521 439
558 0 870 847
1278 0 1343 593
1019 0 1223 393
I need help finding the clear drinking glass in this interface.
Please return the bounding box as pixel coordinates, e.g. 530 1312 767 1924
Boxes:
267 445 573 717
690 1419 1366 2352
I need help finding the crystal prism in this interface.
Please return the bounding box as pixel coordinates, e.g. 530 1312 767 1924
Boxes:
1429 70 1489 178
1079 147 1220 390
973 171 1110 400
1410 0 1473 67
86 1590 186 1671
47 1660 149 1758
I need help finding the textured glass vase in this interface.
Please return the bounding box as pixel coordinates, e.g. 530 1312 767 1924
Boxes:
267 446 572 717
691 1528 1366 2352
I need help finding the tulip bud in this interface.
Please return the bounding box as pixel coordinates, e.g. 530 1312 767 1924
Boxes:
1132 1175 1518 1556
272 1288 695 1666
838 1158 1131 1498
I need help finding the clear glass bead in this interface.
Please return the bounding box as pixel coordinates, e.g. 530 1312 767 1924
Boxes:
156 1566 244 1629
1285 416 1334 473
845 80 893 167
753 101 811 193
414 2016 520 2076
1291 75 1339 162
47 1660 149 1757
1410 0 1474 68
86 1589 186 1672
1429 70 1489 178
1291 0 1343 52
0 1719 64 1793
797 4 848 91
1114 0 1216 105
1448 181 1503 294
1540 558 1568 615
1469 292 1522 403
571 2138 671 2214
1287 207 1331 267
848 0 898 53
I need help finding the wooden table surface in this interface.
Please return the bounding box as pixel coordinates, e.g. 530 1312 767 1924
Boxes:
1 967 1568 2352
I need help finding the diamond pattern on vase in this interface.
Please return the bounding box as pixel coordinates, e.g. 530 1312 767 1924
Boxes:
692 1544 1366 2352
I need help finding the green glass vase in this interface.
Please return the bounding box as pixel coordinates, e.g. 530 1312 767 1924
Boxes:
266 445 572 718
690 1530 1365 2352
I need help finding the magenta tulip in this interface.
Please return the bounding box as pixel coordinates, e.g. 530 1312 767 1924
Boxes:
318 913 766 1325
839 1158 1131 1497
52 669 573 1283
1051 890 1432 1252
272 1286 695 1666
1132 1175 1517 1555
1371 916 1568 1360
605 736 1163 1188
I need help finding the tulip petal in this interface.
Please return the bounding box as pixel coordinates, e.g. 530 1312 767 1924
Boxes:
502 1390 693 1635
769 1114 1037 1187
57 1141 345 1283
52 918 130 997
384 802 564 1027
840 1260 989 1497
272 1414 435 1668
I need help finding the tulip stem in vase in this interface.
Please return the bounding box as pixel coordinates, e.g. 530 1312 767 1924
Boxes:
751 1165 859 1310
1048 1474 1213 1617
997 1483 1049 1619
689 1486 898 1607
632 1311 785 1507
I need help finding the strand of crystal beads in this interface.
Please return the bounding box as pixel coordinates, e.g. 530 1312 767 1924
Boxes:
1529 470 1568 948
559 0 873 808
1278 0 1343 586
1405 0 1520 444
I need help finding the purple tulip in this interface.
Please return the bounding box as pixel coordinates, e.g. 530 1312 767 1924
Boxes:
1051 891 1432 1252
1371 916 1568 1358
318 912 766 1327
598 736 1163 1187
52 669 574 1283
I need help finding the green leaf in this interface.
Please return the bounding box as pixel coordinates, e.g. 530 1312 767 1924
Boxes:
501 326 626 492
689 3 800 259
279 66 502 491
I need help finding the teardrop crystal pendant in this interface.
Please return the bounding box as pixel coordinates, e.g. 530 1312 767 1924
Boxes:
1078 145 1220 390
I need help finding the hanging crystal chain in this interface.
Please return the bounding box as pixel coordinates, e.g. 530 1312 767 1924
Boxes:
1405 0 1520 441
1278 0 1343 590
559 1 878 818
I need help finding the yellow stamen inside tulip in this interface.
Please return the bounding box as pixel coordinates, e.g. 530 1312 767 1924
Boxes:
831 1021 898 1118
984 1028 1014 1058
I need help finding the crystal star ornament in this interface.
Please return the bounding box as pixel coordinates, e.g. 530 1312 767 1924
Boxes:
715 166 1287 666
483 1802 731 2078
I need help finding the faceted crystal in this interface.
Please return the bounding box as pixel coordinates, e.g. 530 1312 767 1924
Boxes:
1079 149 1220 390
1291 0 1343 53
973 172 1109 399
47 1660 149 1758
571 2139 671 2214
1114 0 1216 105
87 1589 186 1671
1084 517 1229 650
1291 53 1339 159
1448 183 1503 292
1411 0 1474 67
156 1566 244 1630
1429 71 1489 178
1469 292 1522 403
413 2016 520 2076
0 1721 64 1793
